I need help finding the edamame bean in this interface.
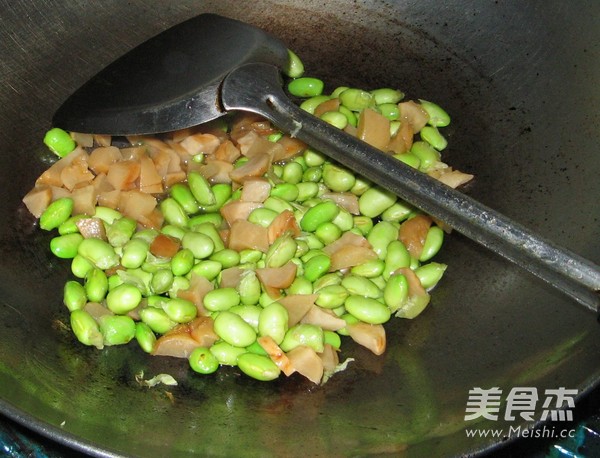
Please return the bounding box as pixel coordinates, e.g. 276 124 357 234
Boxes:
353 215 373 236
295 182 319 202
258 302 289 344
189 346 219 374
188 213 223 229
336 313 360 336
190 260 222 281
315 285 349 309
230 304 262 330
40 197 73 231
419 126 448 151
200 183 232 213
359 187 398 218
170 183 200 214
286 276 314 295
313 272 342 290
284 49 304 78
288 77 324 98
339 88 373 111
338 105 358 127
270 183 299 202
371 88 404 105
181 231 214 259
265 234 297 268
210 249 241 269
163 298 197 323
303 148 326 166
188 171 216 206
98 315 136 346
394 152 421 170
282 161 303 184
57 214 87 235
151 269 174 294
168 276 190 298
415 262 447 290
419 226 444 262
161 224 187 241
248 207 278 227
246 340 268 355
410 141 441 171
263 196 294 214
139 307 176 334
345 295 391 324
239 249 263 264
299 95 330 114
50 233 84 259
63 280 87 312
209 341 246 366
169 248 193 276
132 228 159 244
280 324 324 353
350 258 385 278
106 283 142 314
315 222 342 245
419 99 451 127
44 127 76 158
71 254 94 279
237 353 280 381
367 221 399 259
378 103 400 121
383 273 409 312
331 209 354 232
214 311 256 347
390 120 401 137
160 198 189 227
383 240 412 279
135 322 156 353
322 163 356 192
323 330 341 350
106 217 137 247
85 268 108 303
303 254 331 282
204 287 240 312
238 270 262 305
121 238 149 269
302 166 322 183
320 111 348 129
341 275 382 299
300 200 340 232
117 268 153 297
78 238 119 269
70 309 103 349
93 206 122 224
381 201 414 223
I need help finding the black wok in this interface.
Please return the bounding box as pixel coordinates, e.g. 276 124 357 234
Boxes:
0 1 599 456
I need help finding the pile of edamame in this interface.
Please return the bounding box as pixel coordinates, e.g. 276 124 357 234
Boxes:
31 57 462 384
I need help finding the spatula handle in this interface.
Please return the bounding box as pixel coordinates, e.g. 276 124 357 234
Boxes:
222 63 600 313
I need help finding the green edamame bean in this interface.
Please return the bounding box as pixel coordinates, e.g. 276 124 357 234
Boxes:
338 105 358 127
71 254 94 279
339 88 373 111
189 346 219 374
383 273 409 312
258 302 289 344
191 222 225 252
282 161 303 184
237 271 262 305
419 99 451 127
161 225 186 242
303 148 326 166
170 183 200 214
106 283 142 314
263 196 294 214
302 166 322 183
44 127 77 157
230 304 262 330
330 86 349 98
50 233 84 259
237 353 280 381
204 287 240 312
168 276 190 298
151 269 174 294
384 240 412 279
300 200 340 232
353 215 373 236
419 126 448 151
188 213 223 230
70 309 103 349
331 209 354 232
78 238 119 269
188 171 216 206
322 163 356 192
345 295 391 325
239 249 263 264
286 276 314 295
299 95 330 114
350 176 372 196
107 273 123 291
210 249 241 269
324 330 342 350
341 275 382 299
359 187 398 218
381 201 414 223
98 314 136 346
209 341 246 366
190 260 222 281
394 152 421 170
139 307 176 334
200 183 232 213
93 206 122 225
181 231 214 259
121 238 149 269
57 214 87 235
378 103 400 121
284 49 304 78
303 254 331 282
320 111 348 129
106 217 137 247
40 197 73 231
315 222 342 245
410 141 441 171
168 248 193 276
295 182 319 202
370 275 387 290
280 324 324 353
288 77 324 98
135 322 156 353
248 207 278 227
246 339 268 355
265 233 297 268
160 198 189 227
315 284 349 309
85 268 108 303
367 221 399 259
419 226 444 262
117 268 153 297
214 311 256 347
371 88 404 105
350 258 385 278
415 262 447 290
162 297 197 323
63 280 87 312
132 228 158 244
270 183 299 201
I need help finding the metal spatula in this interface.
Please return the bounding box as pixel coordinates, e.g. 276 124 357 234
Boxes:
53 13 600 312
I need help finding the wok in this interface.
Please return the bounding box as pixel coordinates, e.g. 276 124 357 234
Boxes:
0 1 598 456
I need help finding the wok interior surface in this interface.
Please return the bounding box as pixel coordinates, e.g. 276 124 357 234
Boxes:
1 1 599 456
